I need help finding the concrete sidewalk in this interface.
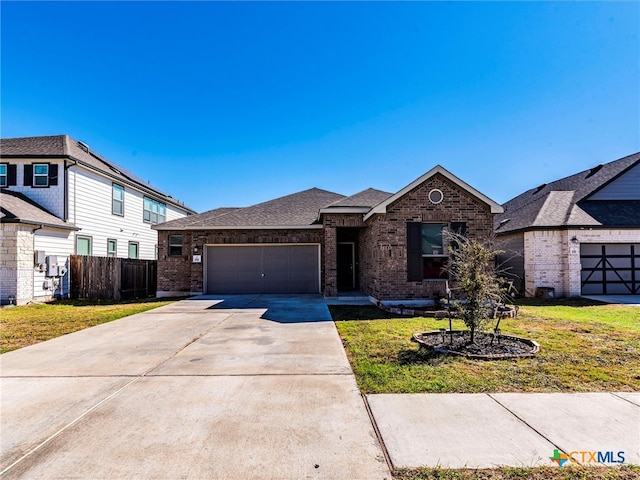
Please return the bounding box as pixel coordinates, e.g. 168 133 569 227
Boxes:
367 392 640 469
1 295 389 479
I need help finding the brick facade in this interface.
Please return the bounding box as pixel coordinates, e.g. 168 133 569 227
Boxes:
359 173 493 301
157 173 497 301
157 229 324 295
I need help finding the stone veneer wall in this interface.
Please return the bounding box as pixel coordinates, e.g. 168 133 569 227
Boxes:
157 229 324 295
0 225 35 305
359 173 494 301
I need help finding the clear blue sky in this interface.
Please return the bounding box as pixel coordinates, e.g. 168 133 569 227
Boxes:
2 1 638 213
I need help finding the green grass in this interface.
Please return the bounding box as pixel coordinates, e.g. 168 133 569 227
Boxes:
332 299 640 393
0 298 178 353
393 465 640 480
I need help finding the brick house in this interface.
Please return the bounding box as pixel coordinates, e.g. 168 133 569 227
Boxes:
0 135 194 304
154 165 503 303
495 152 640 297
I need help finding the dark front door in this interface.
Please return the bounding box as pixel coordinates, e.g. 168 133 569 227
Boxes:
337 242 356 291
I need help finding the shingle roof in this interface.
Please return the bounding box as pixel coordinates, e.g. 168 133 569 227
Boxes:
495 152 640 233
325 188 393 208
0 190 78 230
0 135 195 213
155 188 345 229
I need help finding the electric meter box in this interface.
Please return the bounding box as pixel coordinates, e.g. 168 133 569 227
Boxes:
45 256 59 277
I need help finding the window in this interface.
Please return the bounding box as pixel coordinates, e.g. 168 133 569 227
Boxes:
421 223 449 279
112 184 124 216
128 242 139 259
107 239 117 257
0 164 6 187
76 236 92 256
143 197 166 224
169 235 183 256
33 164 49 187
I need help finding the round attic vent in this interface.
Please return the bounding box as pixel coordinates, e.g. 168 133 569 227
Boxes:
428 188 444 205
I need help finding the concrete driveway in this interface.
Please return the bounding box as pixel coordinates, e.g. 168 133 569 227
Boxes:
0 295 390 479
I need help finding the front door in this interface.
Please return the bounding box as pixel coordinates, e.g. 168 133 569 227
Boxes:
337 242 356 291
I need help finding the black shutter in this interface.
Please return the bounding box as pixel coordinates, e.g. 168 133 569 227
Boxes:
407 222 422 282
49 164 58 186
451 222 468 236
24 164 33 186
7 164 17 186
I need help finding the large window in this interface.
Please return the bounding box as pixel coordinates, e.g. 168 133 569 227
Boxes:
421 223 449 279
169 235 183 256
33 164 49 187
128 242 139 259
0 164 6 187
112 184 124 216
107 239 117 257
76 236 92 256
143 197 166 224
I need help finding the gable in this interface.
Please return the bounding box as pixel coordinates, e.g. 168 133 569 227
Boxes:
364 165 503 221
587 162 640 200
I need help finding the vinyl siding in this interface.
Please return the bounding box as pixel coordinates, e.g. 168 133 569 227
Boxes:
68 165 191 260
33 229 74 299
589 163 640 200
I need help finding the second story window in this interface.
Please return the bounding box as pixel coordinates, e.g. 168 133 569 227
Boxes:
143 197 166 224
112 184 124 216
33 164 49 187
0 164 6 187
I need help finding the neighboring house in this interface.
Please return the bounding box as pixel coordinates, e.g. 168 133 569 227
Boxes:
0 135 195 304
153 165 503 303
495 152 640 297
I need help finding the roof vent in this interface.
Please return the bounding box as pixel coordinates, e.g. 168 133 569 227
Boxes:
497 218 511 229
533 183 547 194
585 164 603 178
109 165 121 175
77 141 90 152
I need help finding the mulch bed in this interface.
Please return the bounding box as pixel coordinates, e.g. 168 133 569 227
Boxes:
412 330 540 360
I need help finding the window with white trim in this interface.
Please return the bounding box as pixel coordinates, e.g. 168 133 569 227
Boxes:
76 236 92 256
421 223 449 279
112 184 124 216
107 239 117 257
0 164 7 187
143 197 166 224
169 235 183 256
33 164 49 187
128 242 139 259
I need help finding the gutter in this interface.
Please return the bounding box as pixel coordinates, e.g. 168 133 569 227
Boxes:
152 224 324 231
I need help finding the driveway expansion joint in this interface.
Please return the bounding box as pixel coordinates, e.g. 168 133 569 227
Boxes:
362 394 394 472
610 392 640 407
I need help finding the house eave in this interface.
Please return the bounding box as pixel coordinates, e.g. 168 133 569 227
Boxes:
0 219 80 231
152 224 324 231
495 224 640 235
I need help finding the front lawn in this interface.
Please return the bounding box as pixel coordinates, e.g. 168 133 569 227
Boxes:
393 465 640 480
0 298 177 353
331 299 640 393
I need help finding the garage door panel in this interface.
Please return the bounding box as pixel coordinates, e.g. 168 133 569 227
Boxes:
580 243 638 295
206 245 319 294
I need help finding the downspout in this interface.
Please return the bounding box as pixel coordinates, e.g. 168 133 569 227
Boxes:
31 224 43 303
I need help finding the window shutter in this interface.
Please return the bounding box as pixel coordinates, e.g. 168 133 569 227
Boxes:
49 164 58 186
24 164 33 186
451 222 468 236
7 164 17 186
407 222 422 282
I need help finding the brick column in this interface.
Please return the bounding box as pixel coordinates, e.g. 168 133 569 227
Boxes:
324 224 337 297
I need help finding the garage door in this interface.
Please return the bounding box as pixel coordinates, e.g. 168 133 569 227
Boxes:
580 244 639 295
205 245 320 294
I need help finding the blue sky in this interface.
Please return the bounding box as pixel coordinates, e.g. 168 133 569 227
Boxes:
2 1 638 213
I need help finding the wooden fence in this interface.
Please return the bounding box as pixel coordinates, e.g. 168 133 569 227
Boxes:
70 255 157 301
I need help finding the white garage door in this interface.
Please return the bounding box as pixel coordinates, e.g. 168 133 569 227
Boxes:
580 243 639 295
205 245 320 294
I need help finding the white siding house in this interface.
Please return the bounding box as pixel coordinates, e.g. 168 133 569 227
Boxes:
1 135 195 304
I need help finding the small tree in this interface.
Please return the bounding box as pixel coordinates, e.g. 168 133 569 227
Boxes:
445 231 505 344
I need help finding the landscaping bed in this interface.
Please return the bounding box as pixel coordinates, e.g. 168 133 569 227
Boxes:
330 299 640 393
